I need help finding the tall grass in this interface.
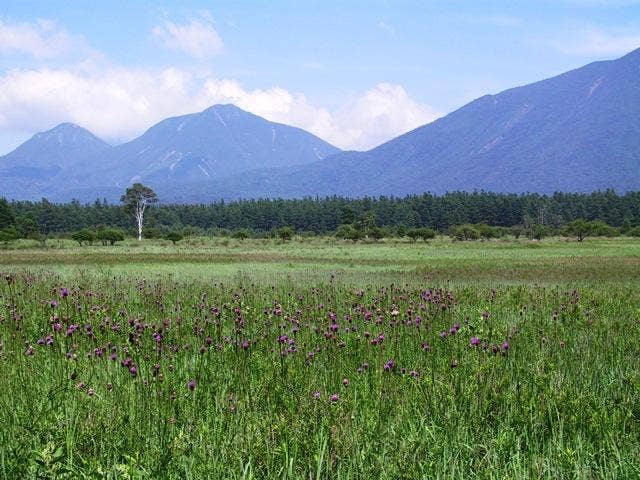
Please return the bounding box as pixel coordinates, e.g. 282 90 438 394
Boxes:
0 270 638 478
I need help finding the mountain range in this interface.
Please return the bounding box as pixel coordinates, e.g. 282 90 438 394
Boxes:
1 48 639 202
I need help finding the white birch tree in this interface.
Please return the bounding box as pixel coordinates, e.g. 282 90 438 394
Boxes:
120 183 158 241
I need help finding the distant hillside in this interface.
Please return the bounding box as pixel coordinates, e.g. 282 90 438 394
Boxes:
0 105 340 200
174 47 640 201
0 123 111 200
2 48 640 202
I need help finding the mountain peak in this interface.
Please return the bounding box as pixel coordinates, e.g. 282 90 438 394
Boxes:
53 122 83 130
34 122 103 142
205 103 244 113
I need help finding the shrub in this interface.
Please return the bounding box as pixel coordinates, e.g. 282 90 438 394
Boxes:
0 227 18 244
449 224 480 241
527 224 551 240
475 223 499 239
407 227 437 242
510 226 523 239
335 224 362 242
563 219 615 241
418 227 437 241
626 226 640 237
367 226 385 241
96 228 125 246
406 228 422 242
72 229 97 246
276 226 295 241
165 231 184 245
232 228 252 240
142 227 163 239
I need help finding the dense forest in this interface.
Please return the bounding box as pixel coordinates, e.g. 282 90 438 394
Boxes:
1 190 639 239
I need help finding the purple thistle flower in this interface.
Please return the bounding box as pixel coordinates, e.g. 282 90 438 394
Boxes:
502 341 510 351
470 336 480 347
342 378 349 387
312 390 321 399
49 300 58 308
187 379 196 391
129 366 137 377
60 288 69 298
330 393 340 402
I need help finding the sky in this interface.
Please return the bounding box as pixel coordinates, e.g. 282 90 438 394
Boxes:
1 0 639 155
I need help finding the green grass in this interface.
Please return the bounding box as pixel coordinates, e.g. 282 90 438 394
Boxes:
2 236 639 286
0 237 639 478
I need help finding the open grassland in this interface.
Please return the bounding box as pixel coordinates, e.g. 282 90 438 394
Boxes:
1 236 639 286
0 237 639 478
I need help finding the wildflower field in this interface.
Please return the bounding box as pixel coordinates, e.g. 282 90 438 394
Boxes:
1 237 639 478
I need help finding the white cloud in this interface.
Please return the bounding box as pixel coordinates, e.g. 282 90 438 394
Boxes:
0 65 438 151
330 84 440 150
152 14 223 59
0 19 77 58
0 15 438 152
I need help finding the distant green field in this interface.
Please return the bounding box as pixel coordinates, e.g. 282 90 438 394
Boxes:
1 237 639 478
1 236 639 285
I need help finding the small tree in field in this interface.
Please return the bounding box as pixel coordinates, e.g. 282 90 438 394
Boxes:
121 183 158 241
276 226 295 241
165 231 184 245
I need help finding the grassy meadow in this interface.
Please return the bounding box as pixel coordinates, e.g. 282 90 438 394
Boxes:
0 236 639 478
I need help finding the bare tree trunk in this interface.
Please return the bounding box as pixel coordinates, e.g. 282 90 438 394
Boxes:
135 205 145 241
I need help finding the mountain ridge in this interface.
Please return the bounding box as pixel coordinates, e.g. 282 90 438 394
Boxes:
1 47 640 201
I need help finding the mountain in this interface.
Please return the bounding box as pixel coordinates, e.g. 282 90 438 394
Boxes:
60 104 340 193
0 105 340 201
0 123 111 199
176 47 640 201
2 48 640 202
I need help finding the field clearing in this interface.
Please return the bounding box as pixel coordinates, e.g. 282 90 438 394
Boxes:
2 237 639 286
1 237 639 478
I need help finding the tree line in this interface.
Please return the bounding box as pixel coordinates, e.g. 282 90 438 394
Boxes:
1 190 639 241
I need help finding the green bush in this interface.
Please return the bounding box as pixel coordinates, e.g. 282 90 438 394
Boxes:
563 219 615 241
71 229 97 246
276 226 295 241
407 227 437 242
335 224 363 242
449 224 480 241
0 227 18 244
164 231 184 245
626 226 640 237
232 228 252 240
142 227 163 239
96 228 125 246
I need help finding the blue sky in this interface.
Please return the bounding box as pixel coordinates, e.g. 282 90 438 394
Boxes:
1 0 639 154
